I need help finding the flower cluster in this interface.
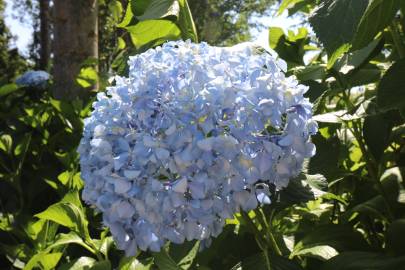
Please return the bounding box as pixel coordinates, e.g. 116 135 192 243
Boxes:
15 70 50 87
78 40 317 256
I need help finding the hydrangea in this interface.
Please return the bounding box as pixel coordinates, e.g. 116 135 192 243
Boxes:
15 70 50 87
78 40 317 256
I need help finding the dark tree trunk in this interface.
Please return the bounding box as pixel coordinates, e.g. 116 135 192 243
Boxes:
39 0 50 70
53 0 98 100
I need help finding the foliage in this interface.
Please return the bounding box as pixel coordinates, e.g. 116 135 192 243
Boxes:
188 0 275 45
0 0 405 269
0 0 28 84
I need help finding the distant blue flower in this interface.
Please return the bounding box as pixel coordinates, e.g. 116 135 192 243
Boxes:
78 40 317 256
15 70 50 87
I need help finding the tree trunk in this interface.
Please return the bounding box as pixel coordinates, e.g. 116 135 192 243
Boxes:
53 0 98 100
39 0 50 70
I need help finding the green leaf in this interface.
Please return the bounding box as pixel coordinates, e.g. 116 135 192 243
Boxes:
136 0 179 21
363 114 391 161
118 37 126 50
126 20 181 50
279 176 315 205
278 0 305 15
309 0 368 55
386 219 405 255
35 202 89 239
109 0 124 22
118 257 153 270
320 252 405 270
343 195 389 221
58 257 97 270
269 27 307 66
292 225 369 257
131 0 152 16
176 241 200 269
58 171 71 185
352 0 401 50
177 0 198 42
46 232 92 253
327 43 351 69
24 252 63 270
90 260 112 270
0 134 13 154
334 38 381 74
377 58 405 111
345 63 381 87
232 252 304 270
292 64 326 81
154 249 181 270
292 245 338 261
76 67 98 88
118 2 135 27
305 174 328 191
0 83 20 97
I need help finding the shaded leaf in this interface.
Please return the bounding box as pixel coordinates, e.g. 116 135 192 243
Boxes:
377 58 405 111
292 225 369 256
320 251 405 270
309 0 368 55
363 114 391 161
352 0 401 50
154 249 181 270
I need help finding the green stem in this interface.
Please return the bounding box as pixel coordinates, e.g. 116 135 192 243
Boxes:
263 249 272 270
336 75 395 220
240 211 267 251
260 208 283 256
389 21 405 59
351 120 395 221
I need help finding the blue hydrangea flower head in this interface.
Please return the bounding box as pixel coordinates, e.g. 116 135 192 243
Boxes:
15 70 50 87
78 40 317 256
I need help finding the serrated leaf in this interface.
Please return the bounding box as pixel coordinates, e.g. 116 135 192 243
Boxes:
309 0 368 55
293 64 326 81
352 0 401 50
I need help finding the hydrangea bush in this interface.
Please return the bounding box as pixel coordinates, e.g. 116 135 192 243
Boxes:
15 70 50 87
78 40 317 256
